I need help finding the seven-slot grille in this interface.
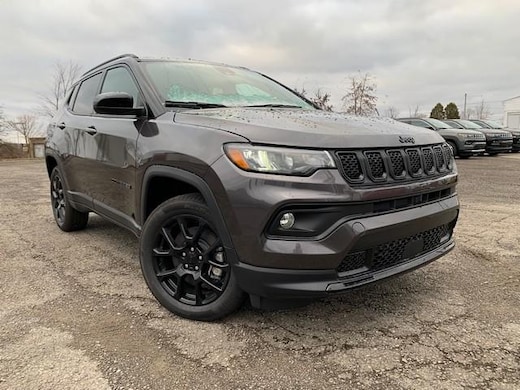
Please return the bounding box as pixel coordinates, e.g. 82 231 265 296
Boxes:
336 143 453 186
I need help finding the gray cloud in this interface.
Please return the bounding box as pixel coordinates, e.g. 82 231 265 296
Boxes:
0 0 518 119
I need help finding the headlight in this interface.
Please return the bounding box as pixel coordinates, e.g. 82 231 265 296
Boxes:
457 133 472 139
224 144 335 176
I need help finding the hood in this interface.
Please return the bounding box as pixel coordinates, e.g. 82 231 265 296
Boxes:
503 127 520 136
475 128 512 136
173 108 444 148
439 128 485 137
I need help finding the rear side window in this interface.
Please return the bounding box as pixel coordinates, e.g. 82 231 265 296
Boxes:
72 73 102 115
411 120 430 128
101 67 143 107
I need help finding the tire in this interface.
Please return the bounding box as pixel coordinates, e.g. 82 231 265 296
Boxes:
447 141 458 157
50 167 89 232
488 153 498 156
140 194 244 321
459 155 471 159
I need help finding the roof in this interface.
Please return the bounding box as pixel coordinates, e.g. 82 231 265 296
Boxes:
82 54 251 78
504 95 520 102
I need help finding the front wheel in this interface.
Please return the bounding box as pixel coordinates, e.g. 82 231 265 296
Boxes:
140 194 244 321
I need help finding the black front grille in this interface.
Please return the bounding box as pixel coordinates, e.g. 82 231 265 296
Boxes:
365 152 385 179
337 251 367 273
423 147 435 173
372 224 449 271
407 149 422 175
336 143 454 186
433 146 446 171
388 150 406 177
336 223 453 274
337 152 363 181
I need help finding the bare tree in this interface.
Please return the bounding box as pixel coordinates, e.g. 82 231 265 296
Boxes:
39 61 82 117
293 86 307 98
408 105 421 117
293 87 333 111
385 106 400 119
0 107 6 138
5 115 39 145
311 89 333 111
473 99 491 120
341 72 378 116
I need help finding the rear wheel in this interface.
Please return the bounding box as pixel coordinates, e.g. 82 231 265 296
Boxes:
50 167 89 231
140 194 244 321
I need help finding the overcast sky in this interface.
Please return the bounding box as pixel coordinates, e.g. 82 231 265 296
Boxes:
1 0 519 122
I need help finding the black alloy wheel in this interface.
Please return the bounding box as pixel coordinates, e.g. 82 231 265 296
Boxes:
153 215 229 306
50 167 89 231
140 194 243 321
51 172 66 225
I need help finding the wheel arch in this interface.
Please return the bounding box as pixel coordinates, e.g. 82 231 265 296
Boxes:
140 166 235 251
45 154 58 178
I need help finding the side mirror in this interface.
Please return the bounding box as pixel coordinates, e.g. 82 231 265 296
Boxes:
93 92 145 116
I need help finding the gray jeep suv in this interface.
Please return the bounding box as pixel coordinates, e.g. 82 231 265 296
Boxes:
397 117 486 158
443 119 513 155
45 54 459 320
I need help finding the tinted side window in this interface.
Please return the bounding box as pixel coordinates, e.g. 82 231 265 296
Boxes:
72 73 102 115
101 67 142 107
411 120 431 128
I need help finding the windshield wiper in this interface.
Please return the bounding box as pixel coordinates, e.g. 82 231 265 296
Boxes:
164 101 227 109
243 104 304 108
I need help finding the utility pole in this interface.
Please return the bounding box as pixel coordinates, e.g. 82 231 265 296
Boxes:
463 93 467 119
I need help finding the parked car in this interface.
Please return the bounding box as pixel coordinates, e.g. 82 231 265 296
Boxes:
443 119 513 155
470 119 520 153
45 54 459 320
397 117 486 158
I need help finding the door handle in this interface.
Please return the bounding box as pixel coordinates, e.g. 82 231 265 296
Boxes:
57 122 66 130
86 125 97 136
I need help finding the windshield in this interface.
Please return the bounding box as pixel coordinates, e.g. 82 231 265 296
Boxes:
426 118 453 129
482 120 503 129
141 61 314 109
458 120 483 129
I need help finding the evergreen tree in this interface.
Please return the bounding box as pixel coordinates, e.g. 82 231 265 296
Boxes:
445 102 460 119
430 103 445 119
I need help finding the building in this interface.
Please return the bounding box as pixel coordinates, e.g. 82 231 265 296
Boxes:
503 96 520 129
28 137 46 158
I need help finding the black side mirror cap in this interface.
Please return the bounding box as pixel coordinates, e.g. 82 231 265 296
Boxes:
93 92 146 116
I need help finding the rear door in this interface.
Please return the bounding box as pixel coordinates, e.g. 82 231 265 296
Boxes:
57 72 104 209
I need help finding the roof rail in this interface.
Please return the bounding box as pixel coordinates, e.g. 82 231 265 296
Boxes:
82 53 139 76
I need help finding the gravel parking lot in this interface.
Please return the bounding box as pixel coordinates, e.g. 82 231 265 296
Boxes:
1 155 519 390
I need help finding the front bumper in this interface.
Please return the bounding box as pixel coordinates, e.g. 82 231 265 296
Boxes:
459 140 486 155
512 135 520 151
233 195 458 299
486 138 513 153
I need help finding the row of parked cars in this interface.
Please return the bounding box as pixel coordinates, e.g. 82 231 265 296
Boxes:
397 118 520 158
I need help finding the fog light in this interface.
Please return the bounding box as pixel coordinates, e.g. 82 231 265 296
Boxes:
279 213 295 229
